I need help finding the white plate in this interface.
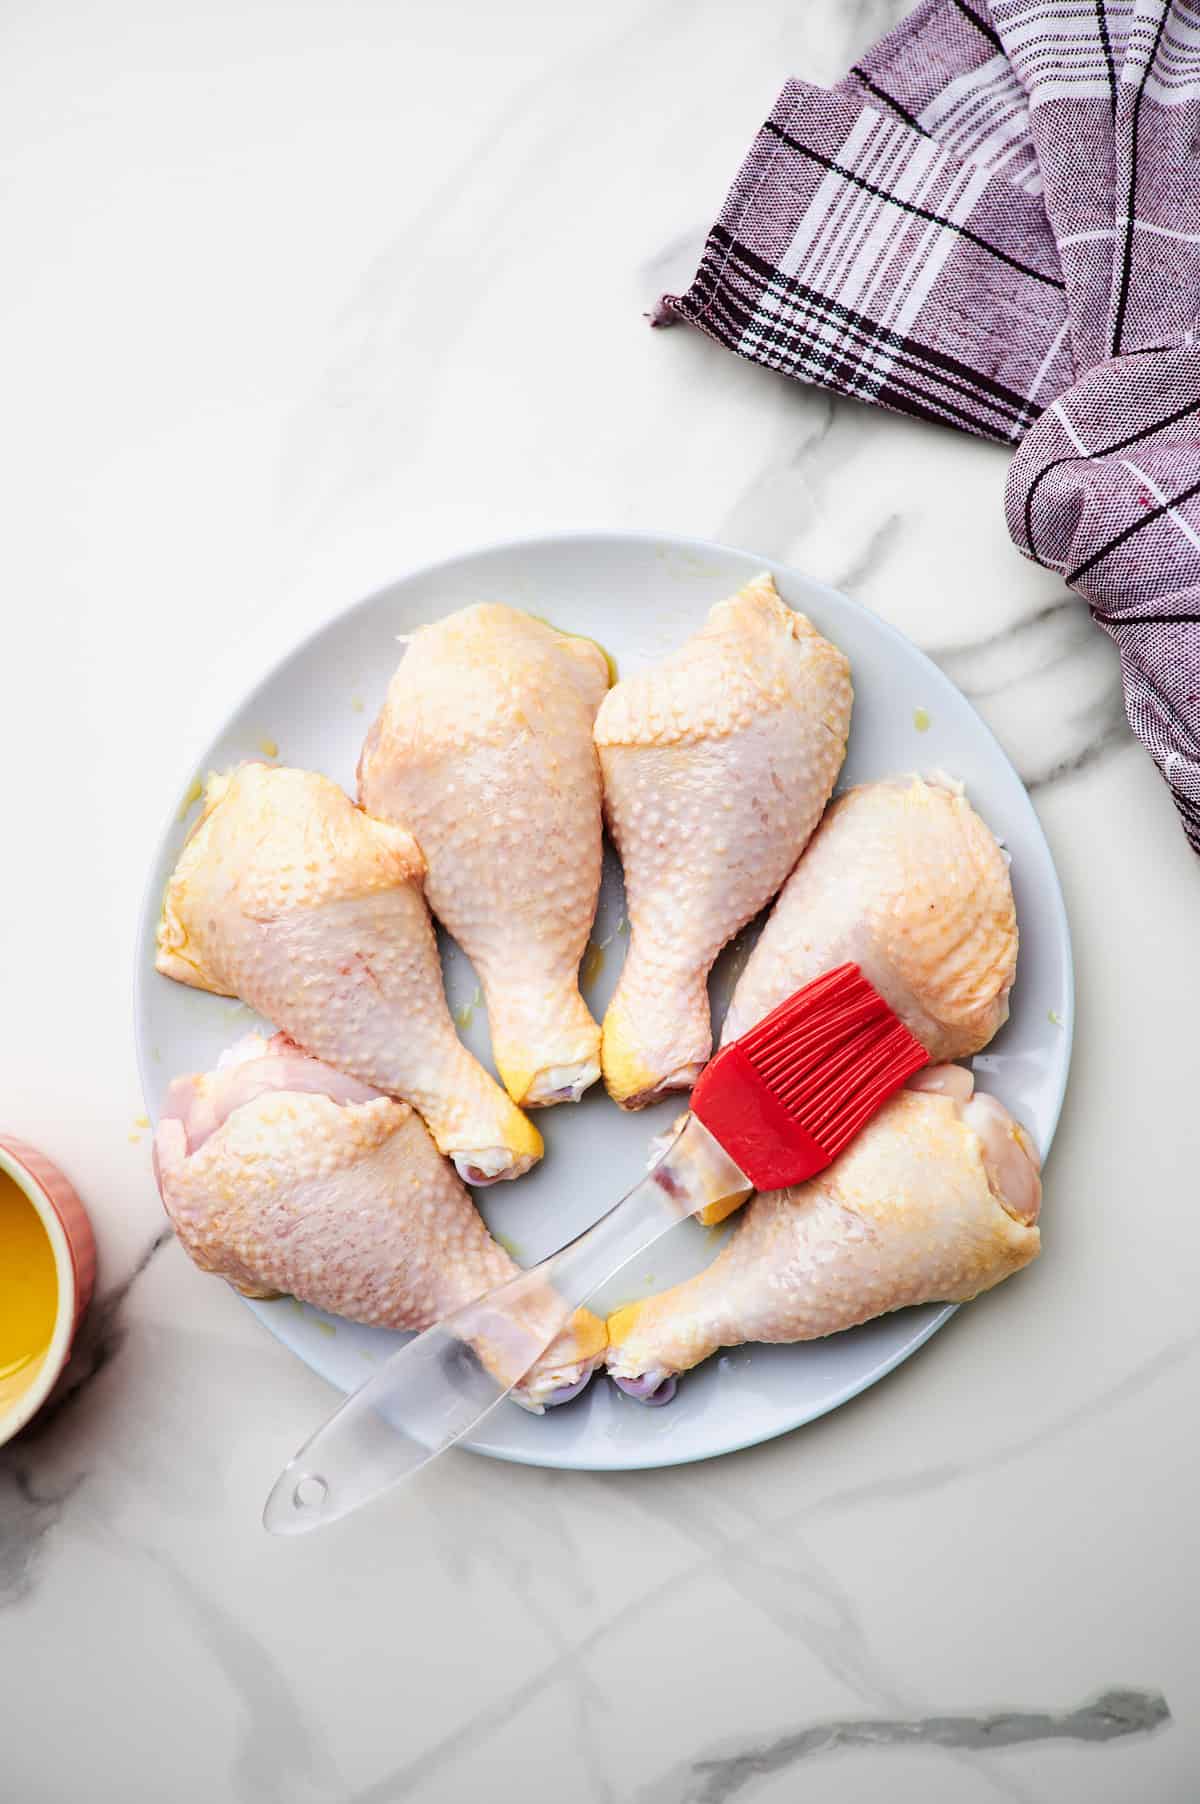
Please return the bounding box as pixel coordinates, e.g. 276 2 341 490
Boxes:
134 532 1073 1472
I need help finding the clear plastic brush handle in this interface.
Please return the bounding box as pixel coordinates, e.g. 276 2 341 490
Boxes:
263 1116 749 1535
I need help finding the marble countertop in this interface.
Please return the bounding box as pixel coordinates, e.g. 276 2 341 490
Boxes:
3 2 1198 1799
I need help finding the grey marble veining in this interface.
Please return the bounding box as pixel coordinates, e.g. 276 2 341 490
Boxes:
0 1464 80 1610
928 596 1130 791
14 1225 173 1446
641 1690 1171 1804
701 1320 1200 1543
120 1533 344 1804
0 1226 172 1605
319 1318 1200 1802
830 510 905 597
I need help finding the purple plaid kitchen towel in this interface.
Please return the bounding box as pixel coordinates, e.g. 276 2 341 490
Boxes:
660 0 1200 852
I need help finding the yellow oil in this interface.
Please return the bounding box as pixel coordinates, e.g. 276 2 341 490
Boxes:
176 775 204 821
527 614 619 686
580 941 605 987
0 1170 58 1414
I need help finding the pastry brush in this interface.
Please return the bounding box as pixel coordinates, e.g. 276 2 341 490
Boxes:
264 962 927 1534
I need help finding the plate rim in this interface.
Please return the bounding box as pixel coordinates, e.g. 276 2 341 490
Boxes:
133 527 1075 1473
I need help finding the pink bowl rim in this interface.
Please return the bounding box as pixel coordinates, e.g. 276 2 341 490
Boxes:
0 1143 78 1446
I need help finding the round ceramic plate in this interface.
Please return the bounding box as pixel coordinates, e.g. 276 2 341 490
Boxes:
134 532 1073 1472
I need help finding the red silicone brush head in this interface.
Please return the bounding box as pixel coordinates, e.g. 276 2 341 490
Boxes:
690 963 929 1191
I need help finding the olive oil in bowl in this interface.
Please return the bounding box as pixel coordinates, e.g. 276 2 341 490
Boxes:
0 1168 59 1414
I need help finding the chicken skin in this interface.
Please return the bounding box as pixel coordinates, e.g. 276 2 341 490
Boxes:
154 1035 603 1411
156 764 542 1184
723 775 1017 1061
595 574 852 1109
359 604 608 1108
607 1070 1040 1402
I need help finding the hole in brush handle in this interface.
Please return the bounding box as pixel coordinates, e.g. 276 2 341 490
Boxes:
292 1473 329 1513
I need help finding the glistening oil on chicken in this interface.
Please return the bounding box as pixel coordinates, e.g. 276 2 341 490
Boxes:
358 603 610 1113
607 1067 1041 1404
154 1033 603 1412
595 573 853 1109
155 763 544 1185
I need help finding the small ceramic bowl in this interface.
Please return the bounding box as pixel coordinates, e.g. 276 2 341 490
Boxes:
0 1137 96 1448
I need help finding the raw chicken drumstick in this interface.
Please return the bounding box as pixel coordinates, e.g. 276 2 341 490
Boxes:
595 573 852 1109
606 1069 1040 1402
359 604 609 1108
156 764 542 1184
723 774 1018 1060
154 1035 603 1410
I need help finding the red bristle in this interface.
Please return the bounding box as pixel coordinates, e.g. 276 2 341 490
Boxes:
818 1027 927 1148
740 968 883 1060
769 1014 893 1093
750 968 928 1152
691 963 929 1192
751 1005 872 1078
